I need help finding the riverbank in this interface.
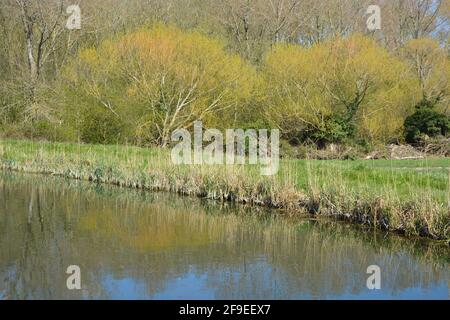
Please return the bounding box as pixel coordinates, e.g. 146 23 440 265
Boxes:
0 139 448 241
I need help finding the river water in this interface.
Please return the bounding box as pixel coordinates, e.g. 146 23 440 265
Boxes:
0 172 448 300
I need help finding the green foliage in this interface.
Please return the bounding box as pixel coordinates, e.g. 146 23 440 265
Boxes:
80 109 127 145
404 99 450 144
308 115 357 147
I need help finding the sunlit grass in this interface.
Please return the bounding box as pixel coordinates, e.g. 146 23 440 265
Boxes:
0 139 448 240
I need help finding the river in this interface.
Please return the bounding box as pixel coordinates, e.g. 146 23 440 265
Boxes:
0 172 448 299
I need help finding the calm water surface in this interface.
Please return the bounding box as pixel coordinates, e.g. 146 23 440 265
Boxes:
0 172 448 300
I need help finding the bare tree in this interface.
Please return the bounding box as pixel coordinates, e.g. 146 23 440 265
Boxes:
14 0 68 92
381 0 448 49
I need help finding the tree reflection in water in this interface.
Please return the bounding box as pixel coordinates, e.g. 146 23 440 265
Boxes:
0 173 448 299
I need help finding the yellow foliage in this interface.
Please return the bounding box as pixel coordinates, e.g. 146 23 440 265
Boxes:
263 34 419 143
61 28 444 146
63 25 258 145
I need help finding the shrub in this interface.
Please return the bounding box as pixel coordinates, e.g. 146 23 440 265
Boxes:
404 99 450 144
81 109 127 145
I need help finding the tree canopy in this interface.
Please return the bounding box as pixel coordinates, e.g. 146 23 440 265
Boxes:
0 1 449 149
60 26 258 145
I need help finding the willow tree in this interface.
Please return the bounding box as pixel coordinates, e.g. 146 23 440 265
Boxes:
263 35 418 145
61 25 257 146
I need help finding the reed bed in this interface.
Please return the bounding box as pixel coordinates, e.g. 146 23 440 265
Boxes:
0 139 448 240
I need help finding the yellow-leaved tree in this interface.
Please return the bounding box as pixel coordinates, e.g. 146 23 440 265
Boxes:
61 25 257 146
263 35 419 145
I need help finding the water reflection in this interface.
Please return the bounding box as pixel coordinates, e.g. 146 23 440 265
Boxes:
0 172 448 300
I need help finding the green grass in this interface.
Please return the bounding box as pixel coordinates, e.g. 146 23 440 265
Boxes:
0 139 449 240
289 158 449 202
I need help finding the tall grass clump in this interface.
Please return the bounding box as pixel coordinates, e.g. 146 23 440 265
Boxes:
0 139 448 241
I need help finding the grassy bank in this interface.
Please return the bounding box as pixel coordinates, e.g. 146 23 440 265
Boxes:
0 139 449 240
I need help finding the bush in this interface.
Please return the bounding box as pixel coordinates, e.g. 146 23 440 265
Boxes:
81 109 127 145
404 99 450 144
310 115 357 147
